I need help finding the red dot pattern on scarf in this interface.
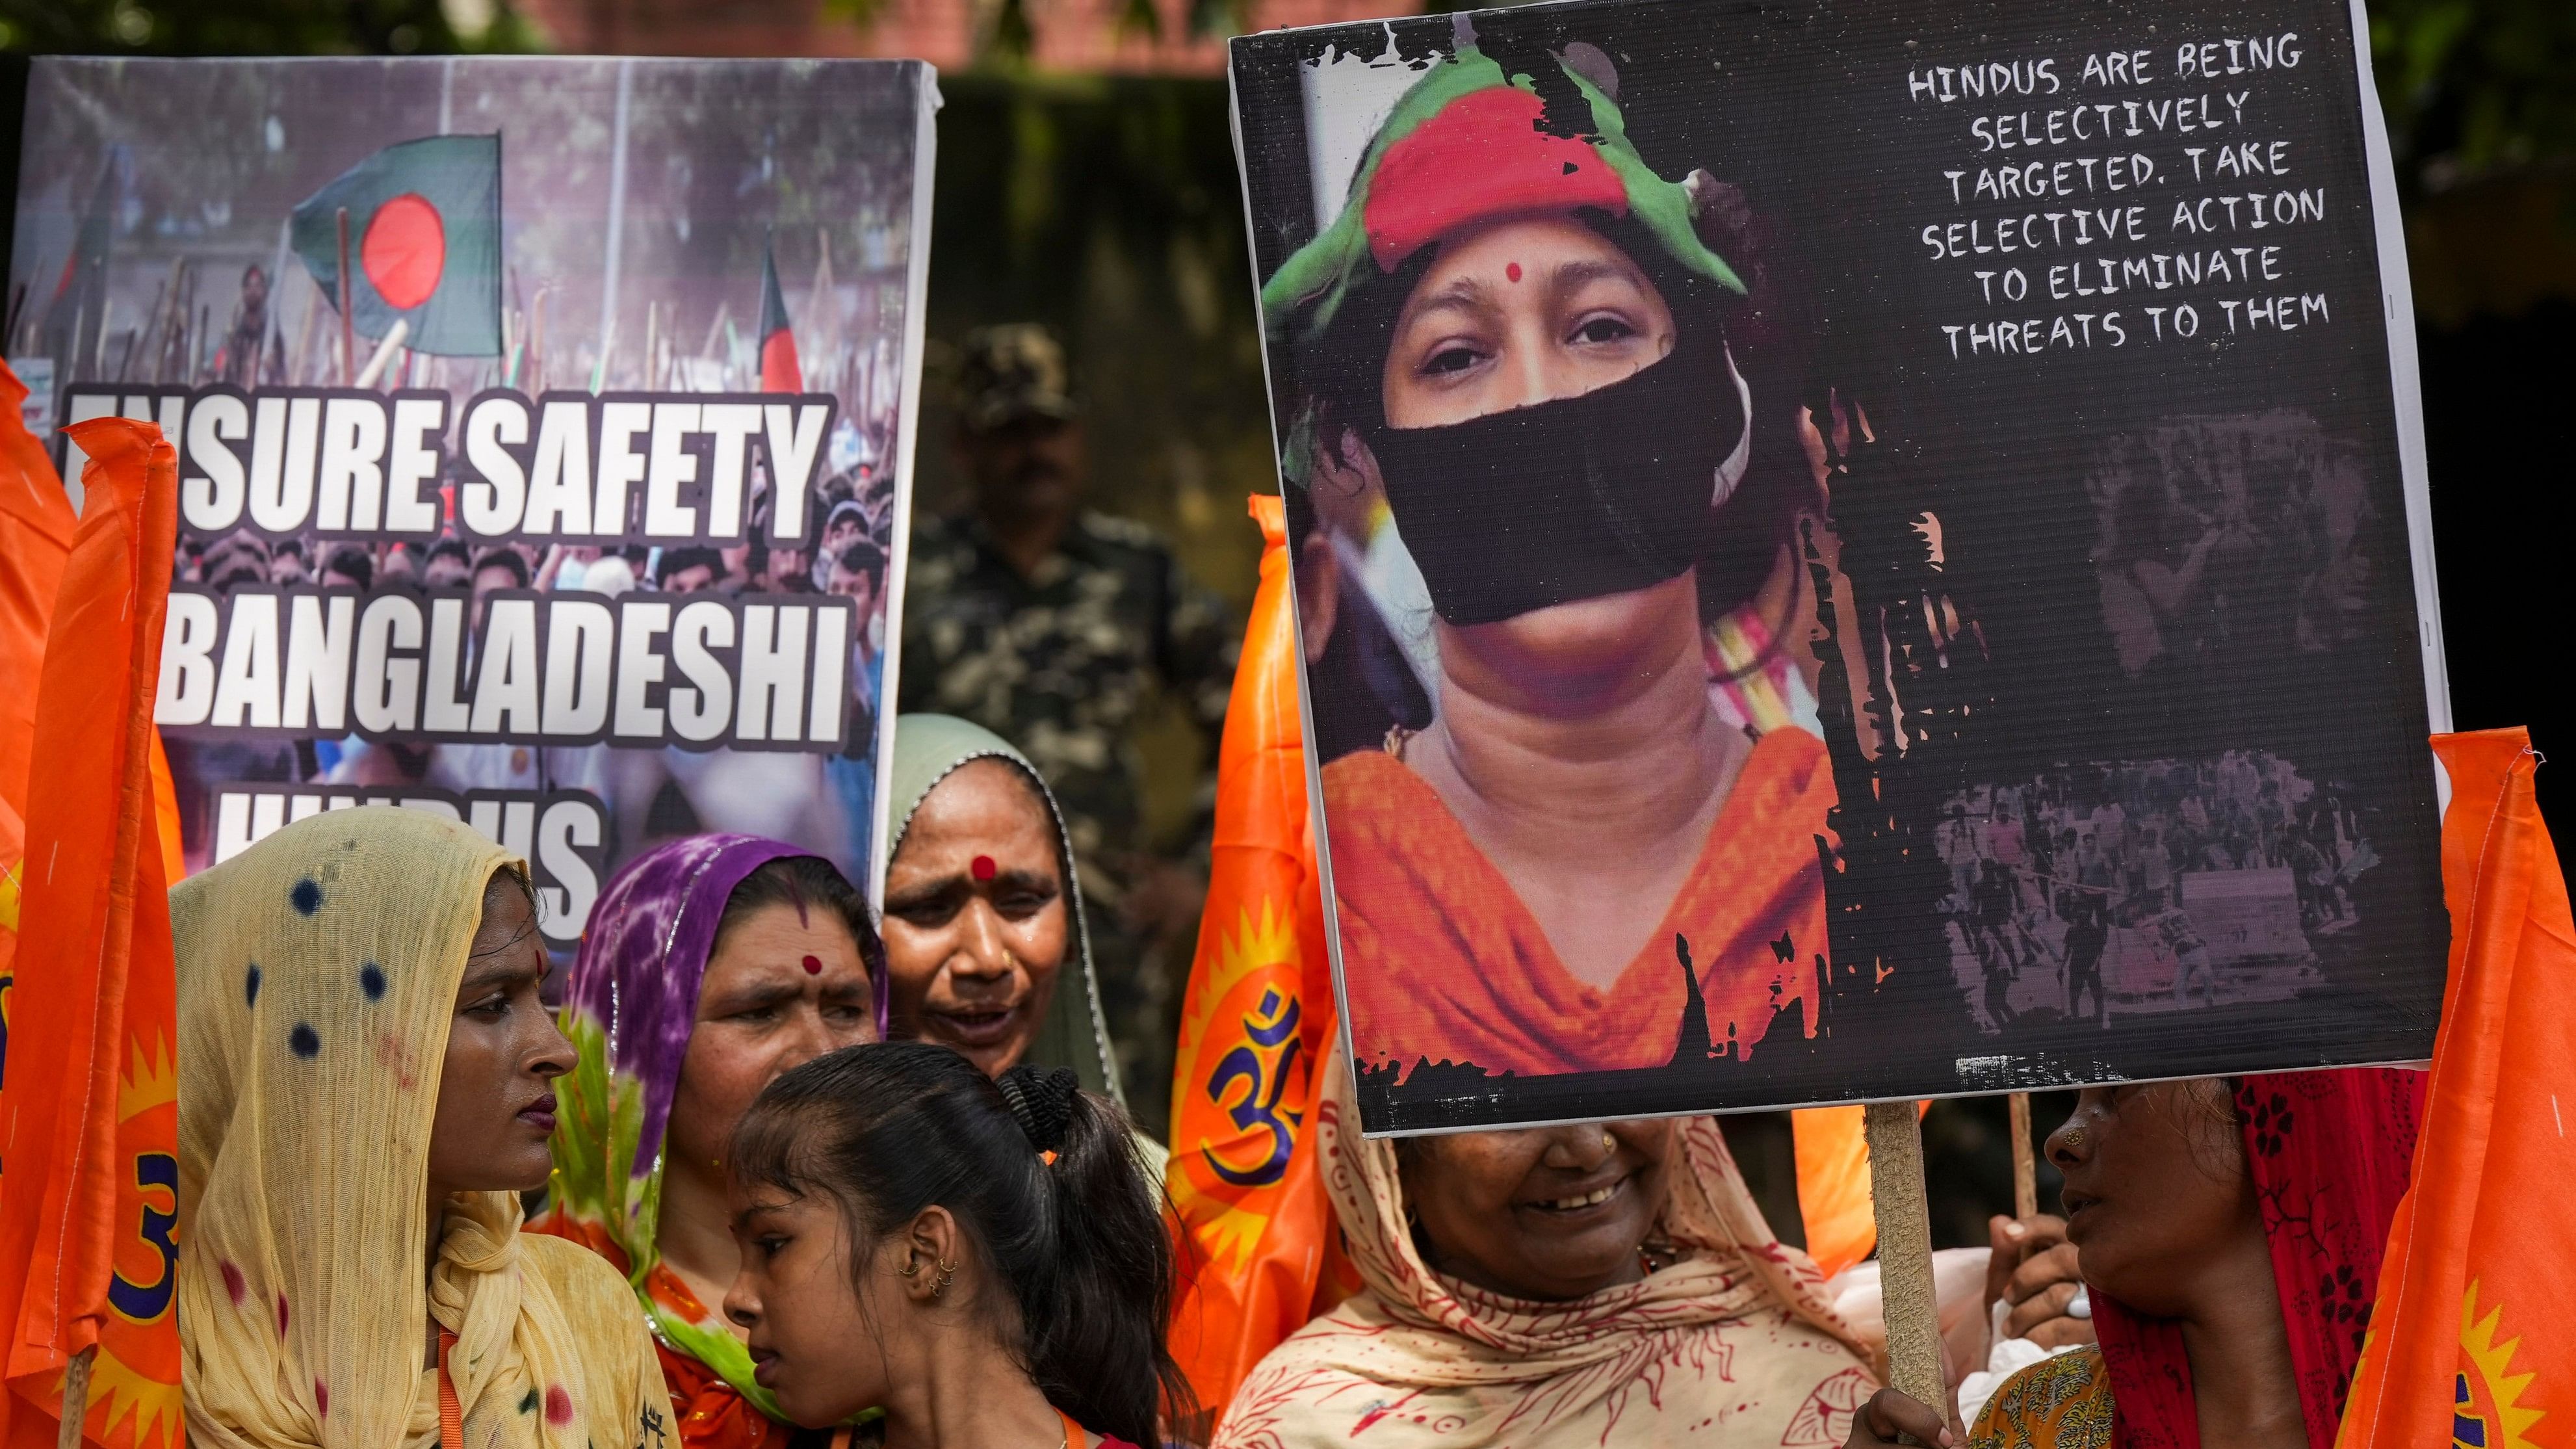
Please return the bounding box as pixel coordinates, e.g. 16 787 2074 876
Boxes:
220 1260 246 1303
315 1380 330 1418
276 1292 289 1337
545 1387 574 1426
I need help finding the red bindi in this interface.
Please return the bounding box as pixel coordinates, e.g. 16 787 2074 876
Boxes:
1506 261 1523 283
970 854 998 882
800 954 822 975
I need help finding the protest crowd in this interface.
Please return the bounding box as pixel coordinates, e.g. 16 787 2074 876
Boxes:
0 8 2566 1449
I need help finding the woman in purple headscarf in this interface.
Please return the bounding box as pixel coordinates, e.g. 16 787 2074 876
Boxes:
530 835 885 1449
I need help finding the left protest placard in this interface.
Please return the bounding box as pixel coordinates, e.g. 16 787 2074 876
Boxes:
5 56 937 939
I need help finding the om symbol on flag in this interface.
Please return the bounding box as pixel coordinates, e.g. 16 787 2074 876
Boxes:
1205 987 1305 1188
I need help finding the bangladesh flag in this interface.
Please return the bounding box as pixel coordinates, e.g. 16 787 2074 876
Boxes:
291 135 502 358
759 239 802 393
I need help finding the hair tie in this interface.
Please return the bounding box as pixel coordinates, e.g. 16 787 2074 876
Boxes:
996 1065 1079 1154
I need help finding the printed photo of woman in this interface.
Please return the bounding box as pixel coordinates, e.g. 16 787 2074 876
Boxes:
1268 43 1845 1091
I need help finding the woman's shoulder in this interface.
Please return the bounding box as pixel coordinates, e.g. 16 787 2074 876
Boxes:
1968 1346 2113 1449
522 1229 651 1324
1208 1296 1400 1445
1320 748 1431 812
1688 726 1832 863
525 1208 636 1275
1318 750 1463 863
1741 724 1830 789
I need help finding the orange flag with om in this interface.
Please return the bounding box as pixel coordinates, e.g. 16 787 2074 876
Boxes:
2334 727 2569 1449
0 418 183 1449
1166 495 1349 1418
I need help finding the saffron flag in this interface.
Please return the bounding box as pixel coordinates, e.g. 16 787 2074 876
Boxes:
1792 1099 1934 1278
291 134 504 357
759 241 803 394
1166 495 1346 1418
1793 1105 1878 1279
0 361 80 976
0 419 184 1449
2335 728 2570 1449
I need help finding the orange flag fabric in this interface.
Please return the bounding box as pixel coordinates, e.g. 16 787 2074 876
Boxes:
1793 1105 1878 1279
1791 1100 1932 1279
1165 495 1347 1418
0 361 81 975
2334 727 2569 1449
0 419 184 1449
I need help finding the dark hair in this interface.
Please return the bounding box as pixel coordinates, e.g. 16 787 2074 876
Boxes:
322 545 374 590
657 545 724 586
475 861 544 947
471 547 530 588
834 539 887 588
732 1043 1192 1447
714 854 887 1000
426 537 473 568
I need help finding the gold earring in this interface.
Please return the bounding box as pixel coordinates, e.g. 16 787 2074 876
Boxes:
932 1258 956 1298
1602 1132 1617 1153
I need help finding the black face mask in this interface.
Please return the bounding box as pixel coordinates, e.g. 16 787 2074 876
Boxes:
1362 326 1749 628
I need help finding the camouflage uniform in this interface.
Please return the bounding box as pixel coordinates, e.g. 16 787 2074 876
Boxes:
900 325 1238 1127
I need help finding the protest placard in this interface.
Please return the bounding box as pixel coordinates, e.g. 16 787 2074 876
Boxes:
1230 0 2448 1132
4 57 936 937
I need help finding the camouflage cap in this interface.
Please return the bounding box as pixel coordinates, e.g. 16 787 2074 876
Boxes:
956 323 1079 431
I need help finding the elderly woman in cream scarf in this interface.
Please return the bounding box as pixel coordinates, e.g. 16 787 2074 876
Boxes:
1216 1062 1875 1448
176 807 669 1449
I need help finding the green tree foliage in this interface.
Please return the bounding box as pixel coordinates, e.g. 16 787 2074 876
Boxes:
0 0 540 55
2373 0 2573 188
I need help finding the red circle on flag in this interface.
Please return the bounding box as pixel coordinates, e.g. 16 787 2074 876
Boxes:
361 193 445 311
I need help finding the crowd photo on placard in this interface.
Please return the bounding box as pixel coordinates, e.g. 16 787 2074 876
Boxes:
0 3 2567 1449
1936 750 2374 1031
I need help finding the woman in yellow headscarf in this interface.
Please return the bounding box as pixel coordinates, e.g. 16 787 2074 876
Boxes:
175 807 671 1449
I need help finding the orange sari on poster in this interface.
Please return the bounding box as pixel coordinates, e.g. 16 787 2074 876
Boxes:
1321 727 1832 1079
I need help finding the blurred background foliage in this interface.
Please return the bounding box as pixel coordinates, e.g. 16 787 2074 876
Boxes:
2371 0 2576 188
0 0 544 55
2 0 2569 1242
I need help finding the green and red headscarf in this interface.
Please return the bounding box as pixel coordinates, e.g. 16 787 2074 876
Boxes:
1260 44 1743 347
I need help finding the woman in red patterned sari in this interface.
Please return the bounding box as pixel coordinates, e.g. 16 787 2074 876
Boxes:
1851 1070 2421 1449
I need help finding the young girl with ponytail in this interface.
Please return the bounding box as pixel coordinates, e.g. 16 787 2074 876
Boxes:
722 1043 1192 1449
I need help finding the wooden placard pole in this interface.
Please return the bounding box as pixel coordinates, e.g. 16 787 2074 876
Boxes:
2010 1091 2039 1220
1865 1100 1947 1438
56 1345 94 1449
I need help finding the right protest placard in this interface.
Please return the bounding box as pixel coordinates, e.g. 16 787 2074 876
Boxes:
1229 0 2451 1133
